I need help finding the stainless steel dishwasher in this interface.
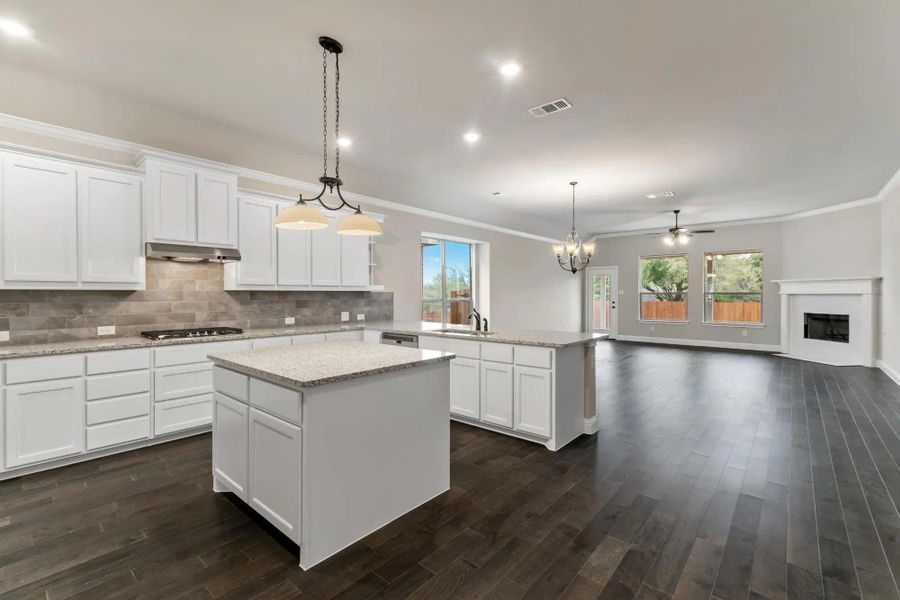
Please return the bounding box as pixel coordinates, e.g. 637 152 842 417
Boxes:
380 332 419 347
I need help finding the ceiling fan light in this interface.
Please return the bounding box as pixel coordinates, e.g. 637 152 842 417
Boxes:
336 211 383 236
677 235 690 245
275 202 329 230
663 236 675 246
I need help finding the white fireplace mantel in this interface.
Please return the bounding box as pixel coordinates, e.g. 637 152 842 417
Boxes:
773 277 881 367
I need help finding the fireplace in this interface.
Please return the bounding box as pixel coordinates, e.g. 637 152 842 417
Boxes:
804 313 849 343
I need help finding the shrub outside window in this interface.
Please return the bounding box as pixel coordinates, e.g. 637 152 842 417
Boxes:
639 255 689 321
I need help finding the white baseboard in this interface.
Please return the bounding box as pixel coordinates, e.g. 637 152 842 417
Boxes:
615 334 781 353
878 360 900 386
583 415 599 435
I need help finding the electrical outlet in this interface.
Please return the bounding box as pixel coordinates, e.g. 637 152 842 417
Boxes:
742 329 748 337
0 331 9 342
341 311 350 322
285 317 296 325
650 325 656 331
97 325 116 336
357 313 365 321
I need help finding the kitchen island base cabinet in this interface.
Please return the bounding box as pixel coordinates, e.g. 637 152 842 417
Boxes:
211 358 451 570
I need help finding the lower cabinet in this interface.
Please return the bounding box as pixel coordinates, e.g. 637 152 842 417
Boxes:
449 358 480 419
213 392 249 500
154 394 213 435
249 407 301 542
86 416 150 451
480 361 513 428
513 366 552 438
4 377 85 468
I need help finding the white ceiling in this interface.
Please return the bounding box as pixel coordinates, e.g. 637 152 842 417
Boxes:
1 0 898 237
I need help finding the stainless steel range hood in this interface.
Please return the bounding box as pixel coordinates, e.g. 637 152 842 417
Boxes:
145 242 241 263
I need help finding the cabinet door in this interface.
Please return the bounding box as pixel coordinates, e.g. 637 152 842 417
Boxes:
340 234 370 287
276 202 312 286
311 216 340 286
197 170 237 247
480 361 513 428
5 377 84 468
146 160 196 243
249 407 301 542
513 366 552 438
236 197 277 285
2 155 78 283
449 357 480 419
78 168 143 284
214 392 248 500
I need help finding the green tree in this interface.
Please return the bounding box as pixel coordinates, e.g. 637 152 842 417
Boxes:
641 257 688 301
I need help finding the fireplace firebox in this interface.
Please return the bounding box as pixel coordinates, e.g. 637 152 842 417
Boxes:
804 313 849 343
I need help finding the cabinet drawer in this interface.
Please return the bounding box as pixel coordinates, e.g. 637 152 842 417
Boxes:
249 378 301 425
86 416 150 450
5 354 84 384
153 340 250 367
154 394 213 435
325 330 363 342
439 338 481 360
251 337 292 350
292 334 326 345
154 364 212 402
86 348 150 374
514 346 553 369
213 367 248 402
481 343 514 364
86 370 150 401
86 393 150 425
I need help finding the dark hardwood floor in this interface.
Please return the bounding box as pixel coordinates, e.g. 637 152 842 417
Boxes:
2 341 899 599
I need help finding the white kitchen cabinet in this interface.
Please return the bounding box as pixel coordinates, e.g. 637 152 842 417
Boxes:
197 170 237 247
513 366 552 438
1 154 78 283
480 361 514 428
324 330 364 342
340 234 370 287
4 377 84 468
249 407 301 542
154 363 213 402
214 392 249 500
145 159 196 244
277 202 312 286
251 337 292 349
154 394 213 435
449 357 480 419
292 334 326 345
311 216 341 286
234 197 277 286
78 168 144 285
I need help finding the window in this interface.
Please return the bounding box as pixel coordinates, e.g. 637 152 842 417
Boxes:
639 255 689 321
421 237 474 325
704 251 763 324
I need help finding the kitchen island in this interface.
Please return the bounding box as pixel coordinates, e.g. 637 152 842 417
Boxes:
207 341 454 570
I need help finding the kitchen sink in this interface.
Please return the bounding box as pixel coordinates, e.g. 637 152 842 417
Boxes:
436 329 496 336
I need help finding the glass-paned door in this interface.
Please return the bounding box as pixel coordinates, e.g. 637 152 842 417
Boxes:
586 267 618 336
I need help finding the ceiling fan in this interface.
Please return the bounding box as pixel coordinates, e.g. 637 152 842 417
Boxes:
648 210 715 245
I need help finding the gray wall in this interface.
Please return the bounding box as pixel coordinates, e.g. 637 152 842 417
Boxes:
0 261 393 345
883 184 900 376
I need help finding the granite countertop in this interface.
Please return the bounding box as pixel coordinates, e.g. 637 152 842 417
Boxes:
208 341 455 389
370 321 607 348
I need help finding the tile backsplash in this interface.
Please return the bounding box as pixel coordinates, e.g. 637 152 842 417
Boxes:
0 261 393 345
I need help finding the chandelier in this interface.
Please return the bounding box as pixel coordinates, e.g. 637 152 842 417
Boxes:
275 37 383 236
553 182 595 273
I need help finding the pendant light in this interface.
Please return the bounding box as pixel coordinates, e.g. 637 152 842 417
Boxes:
275 36 383 236
552 182 595 273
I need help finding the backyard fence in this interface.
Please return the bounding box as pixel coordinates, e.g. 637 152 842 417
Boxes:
637 300 761 323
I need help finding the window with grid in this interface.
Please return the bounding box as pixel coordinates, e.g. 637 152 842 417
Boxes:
703 251 763 324
639 255 689 321
421 237 474 326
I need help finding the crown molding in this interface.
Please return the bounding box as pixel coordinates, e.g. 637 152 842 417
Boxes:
877 164 900 202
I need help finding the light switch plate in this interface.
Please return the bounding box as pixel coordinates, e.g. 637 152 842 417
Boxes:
0 331 9 342
285 317 296 325
742 329 748 337
97 325 116 336
341 311 350 322
357 313 365 321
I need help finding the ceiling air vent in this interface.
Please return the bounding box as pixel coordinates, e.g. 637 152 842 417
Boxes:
529 98 572 118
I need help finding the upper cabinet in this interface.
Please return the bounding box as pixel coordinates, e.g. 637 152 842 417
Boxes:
0 152 144 290
225 194 380 291
143 158 237 248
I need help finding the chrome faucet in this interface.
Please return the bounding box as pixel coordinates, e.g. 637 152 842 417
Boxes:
482 317 489 332
468 308 482 331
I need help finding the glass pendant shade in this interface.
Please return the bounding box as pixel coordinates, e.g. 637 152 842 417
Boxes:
564 230 582 254
552 244 565 255
274 202 329 230
582 243 596 256
336 211 384 236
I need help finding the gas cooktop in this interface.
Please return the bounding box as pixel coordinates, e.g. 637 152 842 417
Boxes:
140 327 243 341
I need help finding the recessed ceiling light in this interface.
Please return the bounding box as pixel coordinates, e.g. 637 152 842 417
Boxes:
0 17 33 39
463 131 481 144
337 137 353 148
499 62 522 78
491 191 503 196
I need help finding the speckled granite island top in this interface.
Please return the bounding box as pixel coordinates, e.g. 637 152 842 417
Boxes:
208 341 455 389
370 321 607 348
